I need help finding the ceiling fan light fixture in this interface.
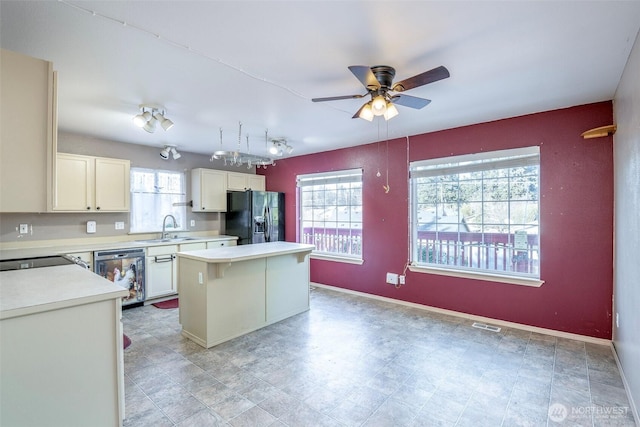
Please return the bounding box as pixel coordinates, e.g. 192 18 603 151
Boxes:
371 95 387 116
358 103 374 121
384 102 399 120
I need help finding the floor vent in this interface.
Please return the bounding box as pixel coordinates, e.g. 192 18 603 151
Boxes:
472 322 501 332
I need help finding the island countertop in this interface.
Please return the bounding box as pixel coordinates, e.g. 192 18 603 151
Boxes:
0 265 129 320
177 241 315 264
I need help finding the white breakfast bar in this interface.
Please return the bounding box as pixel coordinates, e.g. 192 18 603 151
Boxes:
177 241 315 348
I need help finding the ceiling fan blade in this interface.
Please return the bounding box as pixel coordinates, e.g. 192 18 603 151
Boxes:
348 65 381 90
391 65 450 92
391 94 432 109
312 94 366 102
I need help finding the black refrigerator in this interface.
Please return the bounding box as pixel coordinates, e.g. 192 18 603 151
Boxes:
226 191 285 245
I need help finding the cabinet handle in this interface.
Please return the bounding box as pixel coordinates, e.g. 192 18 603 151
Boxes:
154 255 175 263
86 207 90 210
96 206 100 210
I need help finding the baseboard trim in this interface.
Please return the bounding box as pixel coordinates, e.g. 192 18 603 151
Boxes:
311 282 611 346
611 342 640 425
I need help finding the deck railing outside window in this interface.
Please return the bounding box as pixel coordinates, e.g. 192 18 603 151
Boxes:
415 231 539 275
301 227 362 258
302 227 538 275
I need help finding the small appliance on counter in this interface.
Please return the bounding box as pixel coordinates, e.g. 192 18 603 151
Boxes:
226 190 285 245
94 248 146 308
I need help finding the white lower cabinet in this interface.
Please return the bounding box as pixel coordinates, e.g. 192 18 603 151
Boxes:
146 239 238 301
146 245 178 299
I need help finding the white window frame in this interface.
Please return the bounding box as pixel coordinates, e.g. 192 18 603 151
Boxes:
130 168 186 234
297 168 363 264
409 147 543 287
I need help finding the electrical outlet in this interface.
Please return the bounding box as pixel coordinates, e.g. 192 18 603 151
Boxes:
399 275 406 285
198 272 204 284
86 220 97 234
616 312 619 328
115 221 125 230
386 272 399 285
19 224 29 234
190 219 196 227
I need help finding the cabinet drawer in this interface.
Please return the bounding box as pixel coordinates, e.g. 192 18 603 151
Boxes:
206 240 235 248
180 242 207 251
146 245 178 256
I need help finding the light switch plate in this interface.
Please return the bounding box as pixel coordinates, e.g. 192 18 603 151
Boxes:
86 220 97 234
115 221 125 230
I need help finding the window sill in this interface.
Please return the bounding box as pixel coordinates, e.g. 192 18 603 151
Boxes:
310 253 364 265
408 264 544 287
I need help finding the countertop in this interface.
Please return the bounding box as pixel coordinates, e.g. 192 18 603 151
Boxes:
0 264 129 320
0 235 238 260
177 241 315 263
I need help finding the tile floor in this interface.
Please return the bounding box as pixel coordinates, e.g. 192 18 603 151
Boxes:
122 286 636 427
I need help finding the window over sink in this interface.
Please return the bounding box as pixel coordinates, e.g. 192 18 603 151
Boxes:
130 168 186 233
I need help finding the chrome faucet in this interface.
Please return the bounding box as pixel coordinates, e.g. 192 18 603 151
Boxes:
162 214 178 239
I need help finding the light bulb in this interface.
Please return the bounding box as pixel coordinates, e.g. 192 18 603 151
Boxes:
358 103 374 121
384 103 399 120
371 95 387 116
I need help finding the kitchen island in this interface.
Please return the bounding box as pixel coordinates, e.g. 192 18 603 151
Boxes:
0 265 129 427
177 242 314 348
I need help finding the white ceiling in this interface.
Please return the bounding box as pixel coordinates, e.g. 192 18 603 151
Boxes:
2 1 639 159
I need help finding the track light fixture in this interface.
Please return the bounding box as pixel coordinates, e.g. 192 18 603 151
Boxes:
160 145 181 160
269 138 293 157
133 104 174 133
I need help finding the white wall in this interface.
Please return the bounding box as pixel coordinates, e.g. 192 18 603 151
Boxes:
613 28 640 421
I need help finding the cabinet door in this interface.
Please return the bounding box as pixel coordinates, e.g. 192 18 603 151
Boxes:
227 172 248 191
146 255 176 298
0 49 54 213
192 169 227 212
54 153 93 211
247 175 266 191
95 157 130 211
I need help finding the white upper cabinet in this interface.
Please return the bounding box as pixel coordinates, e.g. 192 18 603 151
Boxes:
0 49 56 212
227 172 266 192
54 153 130 212
191 168 227 212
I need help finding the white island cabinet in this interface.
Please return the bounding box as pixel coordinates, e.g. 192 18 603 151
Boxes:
0 265 129 427
177 242 314 348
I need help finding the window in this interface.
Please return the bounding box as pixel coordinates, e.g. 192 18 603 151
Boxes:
410 147 540 281
297 169 363 262
130 168 186 233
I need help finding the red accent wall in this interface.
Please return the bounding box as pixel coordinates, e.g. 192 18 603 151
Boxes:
260 102 614 339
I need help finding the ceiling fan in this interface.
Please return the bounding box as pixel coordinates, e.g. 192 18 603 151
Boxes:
312 64 450 121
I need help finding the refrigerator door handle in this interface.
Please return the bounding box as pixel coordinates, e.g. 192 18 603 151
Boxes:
264 205 271 242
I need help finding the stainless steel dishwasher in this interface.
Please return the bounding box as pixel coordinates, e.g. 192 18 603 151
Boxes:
94 248 146 308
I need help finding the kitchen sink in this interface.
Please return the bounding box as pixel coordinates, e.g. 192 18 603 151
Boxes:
135 237 201 244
